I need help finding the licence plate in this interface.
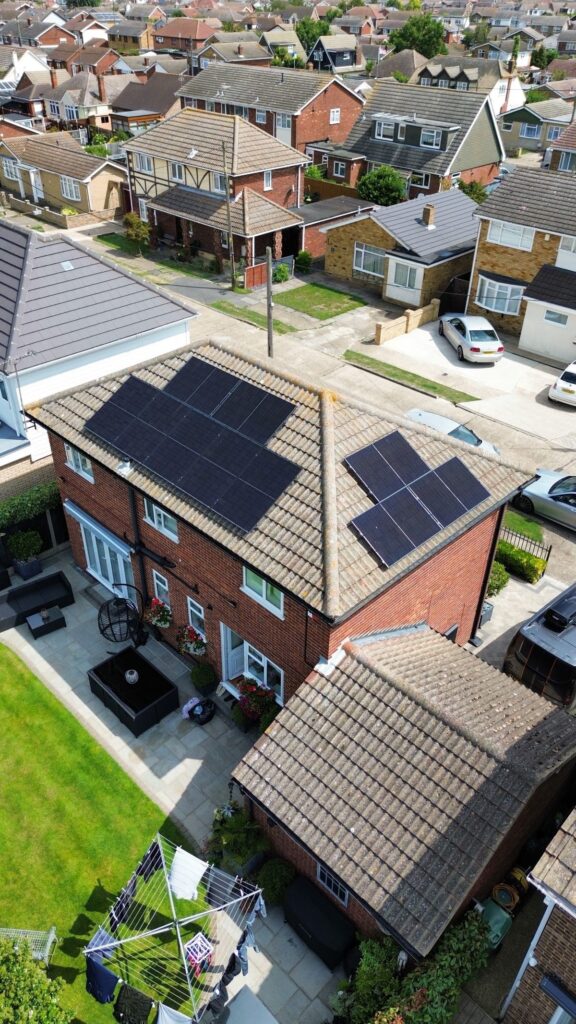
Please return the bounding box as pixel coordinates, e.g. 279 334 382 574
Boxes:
485 350 495 354
562 388 575 394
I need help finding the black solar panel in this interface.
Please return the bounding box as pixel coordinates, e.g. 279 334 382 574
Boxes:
216 381 265 431
436 457 490 510
163 357 218 402
240 393 295 444
215 480 274 534
114 421 166 463
411 472 466 529
206 431 259 474
177 455 236 507
189 367 240 416
382 489 438 546
345 446 403 502
352 503 415 567
241 448 300 498
374 431 429 485
86 404 135 447
111 377 154 413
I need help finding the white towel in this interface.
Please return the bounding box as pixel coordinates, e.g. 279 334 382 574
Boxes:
155 1003 192 1024
168 848 208 901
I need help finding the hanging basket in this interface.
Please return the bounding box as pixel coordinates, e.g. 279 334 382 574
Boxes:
176 624 207 657
144 598 173 629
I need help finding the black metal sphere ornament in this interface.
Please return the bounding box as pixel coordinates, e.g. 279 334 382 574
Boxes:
97 585 148 647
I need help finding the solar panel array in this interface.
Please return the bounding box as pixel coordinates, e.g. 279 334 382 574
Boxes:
345 430 490 568
85 358 299 533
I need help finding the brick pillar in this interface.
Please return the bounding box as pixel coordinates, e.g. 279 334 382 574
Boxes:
181 219 191 258
273 230 282 260
244 236 253 265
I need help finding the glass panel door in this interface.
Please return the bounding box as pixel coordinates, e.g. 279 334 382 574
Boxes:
80 523 133 597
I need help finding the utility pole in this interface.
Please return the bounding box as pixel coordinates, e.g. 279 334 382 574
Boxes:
266 245 274 359
222 141 236 291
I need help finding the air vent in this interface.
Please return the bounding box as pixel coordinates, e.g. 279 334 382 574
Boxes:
60 260 74 271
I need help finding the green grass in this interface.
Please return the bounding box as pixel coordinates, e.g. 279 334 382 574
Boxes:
211 300 296 334
344 350 479 404
0 645 191 1024
97 234 218 279
274 283 366 320
504 509 544 542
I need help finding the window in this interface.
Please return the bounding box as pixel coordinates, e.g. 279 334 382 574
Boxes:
437 78 449 88
277 112 291 129
263 169 272 191
560 235 576 253
213 171 227 193
134 151 153 173
375 119 394 139
393 262 417 289
221 231 229 249
155 34 164 43
138 198 147 221
398 123 405 140
353 241 385 277
333 160 346 178
64 104 78 120
317 864 349 906
205 100 215 112
255 108 266 124
0 379 7 402
187 596 205 637
49 100 59 116
501 121 513 132
152 569 170 607
456 80 469 90
420 128 442 149
143 497 178 541
200 57 209 69
64 442 94 481
411 171 430 189
487 219 535 250
2 157 18 181
169 161 184 182
476 275 524 314
242 566 284 616
245 644 283 700
329 107 340 124
544 309 569 325
321 152 329 164
520 122 541 139
183 95 196 105
559 151 576 171
60 175 80 201
548 125 562 141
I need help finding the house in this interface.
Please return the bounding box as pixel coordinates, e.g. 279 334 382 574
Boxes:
0 18 76 49
107 20 156 52
124 108 308 266
324 189 477 306
110 73 183 135
503 24 545 50
292 195 375 260
557 29 576 55
0 44 49 102
0 133 126 219
126 5 166 23
44 71 139 130
0 113 42 136
335 81 504 199
470 39 536 69
549 119 576 171
501 808 576 1023
27 341 528 707
527 13 570 36
48 44 121 77
439 6 470 41
466 167 576 361
152 18 223 53
0 221 196 474
190 38 272 74
307 33 362 72
259 27 307 63
176 65 364 152
233 624 576 954
408 57 526 117
499 98 573 153
372 47 428 80
331 15 375 37
62 14 109 46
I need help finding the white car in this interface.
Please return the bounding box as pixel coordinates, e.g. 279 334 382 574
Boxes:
406 408 500 455
438 314 505 363
548 361 576 407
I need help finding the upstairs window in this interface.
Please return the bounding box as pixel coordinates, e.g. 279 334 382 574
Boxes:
487 219 534 251
205 100 215 112
49 100 60 116
263 169 272 191
375 120 394 139
64 442 94 481
329 107 341 124
134 151 153 173
2 157 18 181
242 567 283 616
152 569 170 607
64 104 79 120
213 171 227 193
143 497 178 541
420 128 442 149
255 108 267 124
169 162 185 182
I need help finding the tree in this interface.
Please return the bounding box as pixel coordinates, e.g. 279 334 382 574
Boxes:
0 939 72 1024
357 165 406 206
407 0 422 9
525 86 550 102
389 14 447 59
458 179 487 203
463 19 488 48
531 46 558 68
392 69 409 82
124 212 150 254
295 16 330 52
271 46 305 68
170 9 185 15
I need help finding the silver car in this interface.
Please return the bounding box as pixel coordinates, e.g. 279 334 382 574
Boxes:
513 470 576 531
406 408 500 455
438 314 505 363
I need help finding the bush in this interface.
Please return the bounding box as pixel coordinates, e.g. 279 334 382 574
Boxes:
0 481 60 530
7 530 42 562
334 938 400 1024
207 803 269 866
259 703 280 733
190 662 217 694
305 163 326 180
0 939 72 1024
496 540 546 584
231 703 253 731
60 206 78 216
85 143 107 157
295 249 312 274
487 560 509 597
272 263 290 283
256 858 296 904
123 211 150 252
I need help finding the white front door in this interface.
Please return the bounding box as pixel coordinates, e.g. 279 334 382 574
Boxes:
29 169 44 203
80 523 134 597
223 626 245 679
275 113 292 146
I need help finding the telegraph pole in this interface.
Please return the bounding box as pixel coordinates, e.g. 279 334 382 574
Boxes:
266 246 274 359
221 141 236 291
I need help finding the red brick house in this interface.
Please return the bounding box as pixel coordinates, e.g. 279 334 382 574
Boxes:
152 18 222 53
176 64 364 153
0 18 76 48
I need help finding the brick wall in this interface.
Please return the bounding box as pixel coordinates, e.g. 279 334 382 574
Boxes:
420 251 473 307
459 161 500 186
504 906 576 1024
293 81 363 150
325 215 394 289
235 166 300 208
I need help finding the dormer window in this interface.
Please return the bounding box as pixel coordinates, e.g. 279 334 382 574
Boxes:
420 128 442 149
375 120 394 140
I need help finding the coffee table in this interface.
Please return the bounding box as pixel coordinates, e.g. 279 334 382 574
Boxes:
26 607 66 639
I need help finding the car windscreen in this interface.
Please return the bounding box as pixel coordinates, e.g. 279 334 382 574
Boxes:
448 424 481 446
469 330 499 342
560 371 576 385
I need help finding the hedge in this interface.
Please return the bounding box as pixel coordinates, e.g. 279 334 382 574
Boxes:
496 540 546 584
487 560 509 597
0 481 60 531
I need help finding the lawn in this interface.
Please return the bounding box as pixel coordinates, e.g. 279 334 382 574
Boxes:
344 350 479 405
504 508 544 542
274 283 366 320
97 234 218 279
0 645 189 1024
211 300 296 334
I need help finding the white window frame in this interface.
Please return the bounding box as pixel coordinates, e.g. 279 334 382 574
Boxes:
375 119 394 139
487 219 535 251
187 596 205 638
200 57 210 69
2 157 18 181
255 108 266 124
242 566 284 618
263 169 272 191
244 643 284 702
547 125 562 141
501 121 513 132
213 171 227 194
393 262 417 289
64 442 94 482
333 160 346 178
519 122 541 139
152 569 170 608
329 107 341 124
143 497 178 541
560 235 576 253
544 308 569 326
169 161 185 182
476 274 524 314
64 104 78 120
60 175 80 201
559 150 576 171
277 112 291 129
49 99 60 116
317 863 349 906
353 241 385 277
398 123 406 140
456 80 468 90
138 198 147 221
205 100 215 112
221 230 229 249
420 128 442 149
134 151 153 173
411 171 430 189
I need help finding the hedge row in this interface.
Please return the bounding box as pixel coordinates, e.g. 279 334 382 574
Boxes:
0 481 60 531
495 539 547 584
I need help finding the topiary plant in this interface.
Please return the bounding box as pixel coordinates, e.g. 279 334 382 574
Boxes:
7 530 42 563
256 858 296 904
190 662 217 694
487 560 509 597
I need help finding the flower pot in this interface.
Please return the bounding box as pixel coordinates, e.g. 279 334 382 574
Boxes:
14 557 43 580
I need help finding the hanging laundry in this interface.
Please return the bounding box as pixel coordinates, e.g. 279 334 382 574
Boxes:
155 1004 193 1024
85 955 119 1004
113 983 154 1024
221 952 241 987
246 892 267 926
136 840 162 883
86 926 115 964
235 924 259 977
207 982 228 1015
168 848 208 900
110 876 138 933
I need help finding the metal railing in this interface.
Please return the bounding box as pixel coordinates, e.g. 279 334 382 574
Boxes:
500 527 552 564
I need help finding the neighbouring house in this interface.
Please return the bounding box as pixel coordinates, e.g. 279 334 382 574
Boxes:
0 18 77 48
107 20 156 53
470 39 537 69
233 624 576 954
557 29 576 55
126 5 166 23
190 39 272 74
48 44 121 77
307 33 362 72
260 27 307 63
44 71 139 131
124 107 308 266
498 99 573 154
547 57 576 79
549 120 576 171
0 45 49 103
176 65 364 152
527 14 570 36
372 47 428 80
408 57 526 117
152 18 223 53
27 341 529 710
466 167 576 360
501 808 576 1023
62 14 109 46
0 221 196 474
110 73 183 135
0 113 42 136
329 81 504 199
292 195 375 260
331 15 375 38
324 188 477 306
6 68 69 122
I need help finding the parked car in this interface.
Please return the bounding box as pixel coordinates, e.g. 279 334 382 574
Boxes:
513 470 576 530
438 315 505 363
406 408 500 455
548 361 576 407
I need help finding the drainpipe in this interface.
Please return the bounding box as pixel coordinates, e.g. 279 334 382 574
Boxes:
127 484 148 603
499 895 554 1018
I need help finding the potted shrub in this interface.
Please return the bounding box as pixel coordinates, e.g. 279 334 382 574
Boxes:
176 624 207 657
144 597 172 629
238 678 276 724
207 802 270 875
231 702 255 734
7 530 43 579
190 662 217 696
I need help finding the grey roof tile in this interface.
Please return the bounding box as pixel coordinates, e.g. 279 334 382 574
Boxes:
148 184 302 235
369 188 477 263
524 264 576 311
176 62 359 114
478 167 576 234
532 808 576 907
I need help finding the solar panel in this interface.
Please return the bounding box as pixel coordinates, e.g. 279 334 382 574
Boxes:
241 448 300 499
114 421 166 463
214 480 275 534
435 457 490 510
86 404 135 447
374 431 429 485
345 445 403 502
240 393 295 444
382 489 438 546
163 357 219 402
189 367 240 416
206 431 259 474
111 377 155 413
352 503 415 567
216 381 266 431
177 455 236 507
411 472 467 529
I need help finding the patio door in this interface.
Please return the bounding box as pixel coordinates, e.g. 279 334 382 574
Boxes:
80 522 134 597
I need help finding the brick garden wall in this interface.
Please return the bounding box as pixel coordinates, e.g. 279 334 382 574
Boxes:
503 906 576 1024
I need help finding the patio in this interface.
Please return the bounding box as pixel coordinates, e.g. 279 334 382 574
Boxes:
1 549 343 1024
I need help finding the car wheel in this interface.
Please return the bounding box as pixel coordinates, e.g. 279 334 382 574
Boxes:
513 494 534 514
438 321 444 336
457 345 464 361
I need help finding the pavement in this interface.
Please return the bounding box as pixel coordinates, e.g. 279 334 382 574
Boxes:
470 571 567 670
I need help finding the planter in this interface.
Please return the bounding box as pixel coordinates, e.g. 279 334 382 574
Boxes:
13 557 42 580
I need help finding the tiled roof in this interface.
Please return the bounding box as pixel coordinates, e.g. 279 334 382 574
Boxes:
373 47 427 80
201 40 271 60
112 73 182 114
411 56 513 90
524 98 572 122
44 70 138 104
531 808 576 910
370 188 477 263
176 64 359 114
478 168 576 235
524 264 576 312
124 108 307 174
552 120 576 152
0 133 117 180
155 17 219 39
108 21 149 37
233 625 576 955
28 344 528 617
316 32 356 51
148 185 303 235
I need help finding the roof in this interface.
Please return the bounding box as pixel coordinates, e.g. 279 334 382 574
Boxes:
412 56 514 90
345 80 490 175
28 344 528 618
44 70 138 104
67 47 119 67
369 188 477 263
523 264 576 312
314 32 357 51
176 64 361 114
199 40 271 61
147 185 303 236
155 17 220 39
553 120 576 152
0 222 194 374
531 808 576 911
0 133 122 181
124 108 307 174
524 97 573 122
108 21 149 37
478 168 576 235
296 195 374 225
373 47 428 79
112 73 181 114
233 624 576 955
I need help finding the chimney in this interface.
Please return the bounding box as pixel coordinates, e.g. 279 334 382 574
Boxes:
97 73 106 102
236 43 243 55
50 67 58 88
422 203 435 228
27 16 32 25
